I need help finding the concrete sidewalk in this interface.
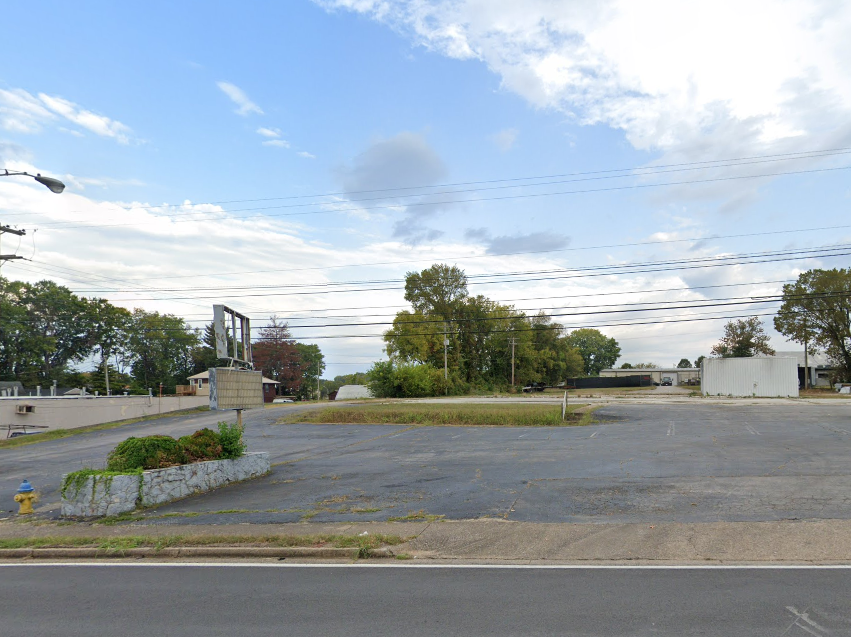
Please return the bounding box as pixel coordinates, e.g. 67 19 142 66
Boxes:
3 518 851 563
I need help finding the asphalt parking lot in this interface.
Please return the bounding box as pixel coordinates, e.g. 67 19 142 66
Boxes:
3 401 851 525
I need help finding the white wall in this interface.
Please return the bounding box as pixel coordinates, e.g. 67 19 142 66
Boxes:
0 395 208 432
701 358 799 397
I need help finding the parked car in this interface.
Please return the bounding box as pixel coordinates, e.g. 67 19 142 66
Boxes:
522 382 547 393
661 377 673 386
272 397 294 403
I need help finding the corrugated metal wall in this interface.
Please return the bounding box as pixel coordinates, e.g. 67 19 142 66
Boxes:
701 357 799 397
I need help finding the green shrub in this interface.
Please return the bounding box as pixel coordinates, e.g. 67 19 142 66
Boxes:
106 435 184 471
178 428 223 463
217 421 246 459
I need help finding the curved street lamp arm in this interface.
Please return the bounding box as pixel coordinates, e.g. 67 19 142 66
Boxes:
1 168 66 193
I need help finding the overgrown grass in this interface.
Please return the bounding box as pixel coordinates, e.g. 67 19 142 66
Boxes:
278 403 596 427
0 533 404 551
0 406 210 450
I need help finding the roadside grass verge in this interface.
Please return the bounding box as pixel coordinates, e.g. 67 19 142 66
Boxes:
0 533 404 552
0 406 210 450
277 403 596 427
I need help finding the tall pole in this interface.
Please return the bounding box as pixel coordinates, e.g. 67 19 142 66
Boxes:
803 317 809 390
509 338 517 386
444 323 449 395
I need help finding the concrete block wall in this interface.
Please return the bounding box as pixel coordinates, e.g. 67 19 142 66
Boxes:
60 452 270 517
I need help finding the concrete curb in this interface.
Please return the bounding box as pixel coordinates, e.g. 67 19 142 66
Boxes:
0 546 395 560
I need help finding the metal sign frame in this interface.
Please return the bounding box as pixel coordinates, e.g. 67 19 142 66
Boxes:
213 304 253 368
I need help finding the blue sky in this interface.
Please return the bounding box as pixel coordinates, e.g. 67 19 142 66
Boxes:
2 0 850 377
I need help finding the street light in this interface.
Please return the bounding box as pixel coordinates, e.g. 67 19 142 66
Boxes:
1 169 65 193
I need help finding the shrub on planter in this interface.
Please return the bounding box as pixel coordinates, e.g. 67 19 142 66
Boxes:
178 428 224 462
106 435 184 471
218 421 246 459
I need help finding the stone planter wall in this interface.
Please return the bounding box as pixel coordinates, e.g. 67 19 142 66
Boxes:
61 452 270 517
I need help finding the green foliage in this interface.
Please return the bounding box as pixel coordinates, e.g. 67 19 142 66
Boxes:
695 355 706 368
294 342 325 400
366 361 451 398
105 423 245 471
177 428 223 463
564 328 621 376
106 435 184 471
60 468 142 500
775 268 851 382
677 358 693 368
711 317 775 358
217 421 246 459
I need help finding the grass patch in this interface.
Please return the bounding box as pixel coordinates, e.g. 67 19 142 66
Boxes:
387 509 445 522
278 403 596 427
0 533 404 552
0 406 210 450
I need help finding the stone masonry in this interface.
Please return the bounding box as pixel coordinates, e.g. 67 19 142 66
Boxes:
61 452 270 517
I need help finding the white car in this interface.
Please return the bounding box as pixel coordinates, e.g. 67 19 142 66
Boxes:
272 398 294 404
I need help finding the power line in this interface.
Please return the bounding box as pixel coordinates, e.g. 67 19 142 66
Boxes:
5 145 849 222
22 164 851 231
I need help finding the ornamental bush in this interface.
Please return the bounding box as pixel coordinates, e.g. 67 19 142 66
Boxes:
105 422 245 471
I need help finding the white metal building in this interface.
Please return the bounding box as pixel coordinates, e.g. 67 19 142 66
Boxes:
600 367 700 385
701 357 799 397
334 384 373 400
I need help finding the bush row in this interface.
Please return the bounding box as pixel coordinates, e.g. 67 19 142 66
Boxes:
106 422 246 471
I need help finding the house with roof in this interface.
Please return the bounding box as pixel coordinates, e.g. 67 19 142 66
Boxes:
187 370 281 402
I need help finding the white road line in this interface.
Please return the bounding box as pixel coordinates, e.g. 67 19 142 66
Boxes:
589 431 598 438
4 563 851 570
745 424 761 435
786 606 828 635
667 422 675 436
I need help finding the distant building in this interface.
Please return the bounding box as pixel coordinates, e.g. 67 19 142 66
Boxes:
334 385 372 400
768 351 836 388
599 367 700 386
187 370 280 402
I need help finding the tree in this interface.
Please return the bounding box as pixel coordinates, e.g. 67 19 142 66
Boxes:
711 317 775 358
633 363 658 369
127 310 200 391
404 264 468 318
563 328 621 376
252 317 302 395
676 358 692 368
774 268 851 381
619 363 633 369
695 355 706 368
294 343 325 400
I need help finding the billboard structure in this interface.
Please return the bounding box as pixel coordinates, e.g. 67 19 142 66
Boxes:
209 305 263 417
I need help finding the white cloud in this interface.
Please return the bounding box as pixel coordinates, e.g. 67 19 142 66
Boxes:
297 151 316 159
262 139 291 148
216 81 263 116
0 88 133 143
319 1 851 157
257 127 281 138
38 94 132 144
490 128 518 152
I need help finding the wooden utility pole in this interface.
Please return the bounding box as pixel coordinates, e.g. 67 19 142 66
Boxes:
509 338 518 386
0 224 26 271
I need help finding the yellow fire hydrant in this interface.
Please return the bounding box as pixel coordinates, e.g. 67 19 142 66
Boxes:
14 480 36 515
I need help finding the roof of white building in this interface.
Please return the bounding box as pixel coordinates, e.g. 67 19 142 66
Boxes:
334 384 373 399
187 370 279 384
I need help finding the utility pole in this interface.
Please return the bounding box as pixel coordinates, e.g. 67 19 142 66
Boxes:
0 224 26 271
444 324 449 396
509 338 518 386
803 316 809 391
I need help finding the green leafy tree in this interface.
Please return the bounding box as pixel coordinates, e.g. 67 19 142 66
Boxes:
619 363 633 369
774 268 851 381
695 355 706 368
676 358 693 368
711 317 775 358
294 343 325 400
564 328 621 376
127 309 200 392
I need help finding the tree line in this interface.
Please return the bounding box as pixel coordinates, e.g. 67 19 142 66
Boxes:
0 277 323 397
370 264 621 396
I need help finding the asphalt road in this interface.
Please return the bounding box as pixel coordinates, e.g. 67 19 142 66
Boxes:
2 564 851 636
3 402 851 524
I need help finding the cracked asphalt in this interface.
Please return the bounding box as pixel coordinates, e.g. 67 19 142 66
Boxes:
3 401 851 525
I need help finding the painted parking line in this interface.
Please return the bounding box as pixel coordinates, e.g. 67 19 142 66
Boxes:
667 422 675 436
745 424 761 435
589 431 599 438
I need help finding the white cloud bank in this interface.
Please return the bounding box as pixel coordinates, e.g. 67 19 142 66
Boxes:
0 88 133 143
318 1 851 156
216 81 263 116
